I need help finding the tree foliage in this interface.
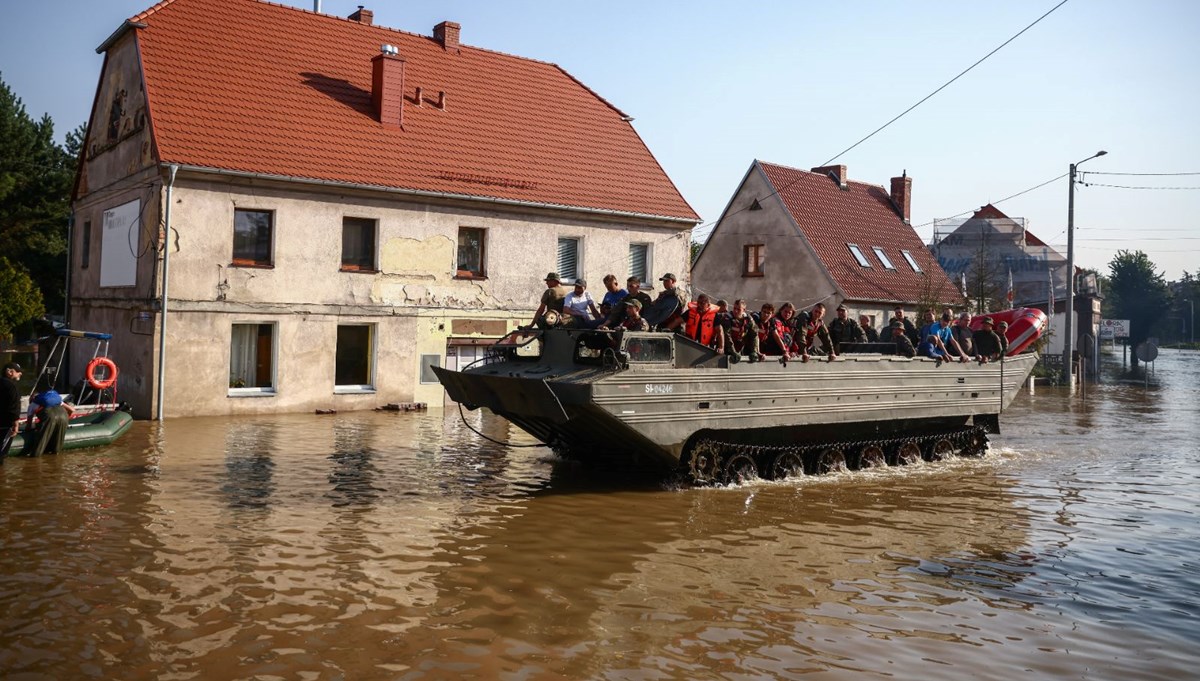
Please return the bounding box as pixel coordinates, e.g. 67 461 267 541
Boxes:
0 256 45 340
1106 250 1170 366
0 72 81 319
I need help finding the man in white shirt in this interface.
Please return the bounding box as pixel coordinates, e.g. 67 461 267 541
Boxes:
563 278 601 327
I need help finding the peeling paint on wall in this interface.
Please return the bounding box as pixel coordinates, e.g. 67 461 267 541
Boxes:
381 235 453 277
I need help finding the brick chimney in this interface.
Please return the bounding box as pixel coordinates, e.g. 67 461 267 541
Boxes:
371 46 405 127
890 172 912 224
349 6 372 24
811 164 848 189
434 21 461 51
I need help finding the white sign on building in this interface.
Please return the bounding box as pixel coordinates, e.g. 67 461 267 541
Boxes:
1100 319 1130 339
100 199 140 288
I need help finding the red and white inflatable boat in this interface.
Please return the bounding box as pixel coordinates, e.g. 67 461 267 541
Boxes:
968 307 1048 356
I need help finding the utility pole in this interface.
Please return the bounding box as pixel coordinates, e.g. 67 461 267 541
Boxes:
1063 150 1107 393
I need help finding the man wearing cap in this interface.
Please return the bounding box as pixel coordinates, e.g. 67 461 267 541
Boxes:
827 304 864 354
1 362 22 460
889 320 916 358
973 317 1004 363
649 273 688 331
529 272 569 328
562 278 601 327
616 298 649 331
890 306 920 346
952 312 975 356
996 321 1010 355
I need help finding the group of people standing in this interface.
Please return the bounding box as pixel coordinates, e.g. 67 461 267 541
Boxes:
527 272 1008 365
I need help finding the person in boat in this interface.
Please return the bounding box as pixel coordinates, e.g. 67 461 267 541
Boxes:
530 272 568 328
890 320 916 358
562 278 602 328
679 293 724 353
650 273 688 331
713 299 732 353
776 302 804 357
890 306 920 345
726 299 761 361
1 362 22 460
932 312 970 362
797 303 836 362
21 386 76 457
599 274 627 319
860 315 880 343
951 312 975 356
917 334 947 361
600 276 653 329
757 303 788 357
996 321 1010 355
973 317 1004 363
827 304 864 353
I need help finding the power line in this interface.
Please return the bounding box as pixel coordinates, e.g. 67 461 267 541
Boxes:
1085 171 1200 177
693 2 1070 245
819 0 1069 166
913 173 1067 230
1081 181 1200 190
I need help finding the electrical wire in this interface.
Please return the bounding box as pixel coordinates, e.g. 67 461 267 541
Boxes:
912 173 1068 230
1080 182 1200 190
1084 171 1200 176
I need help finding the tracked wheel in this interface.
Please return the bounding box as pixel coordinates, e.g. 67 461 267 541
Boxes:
815 447 847 475
894 441 922 466
688 441 722 485
961 429 988 457
769 450 806 480
721 452 759 485
857 444 887 470
926 438 955 462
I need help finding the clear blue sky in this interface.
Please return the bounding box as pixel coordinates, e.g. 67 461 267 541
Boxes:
2 0 1198 279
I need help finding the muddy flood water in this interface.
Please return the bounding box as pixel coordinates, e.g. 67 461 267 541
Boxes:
2 350 1198 680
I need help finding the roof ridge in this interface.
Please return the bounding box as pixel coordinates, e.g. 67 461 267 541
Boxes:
758 159 889 192
129 0 180 22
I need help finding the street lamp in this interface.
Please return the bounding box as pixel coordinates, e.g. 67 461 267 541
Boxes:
1063 150 1107 392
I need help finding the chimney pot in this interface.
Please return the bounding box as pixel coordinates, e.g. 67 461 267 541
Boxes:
349 6 373 24
890 174 913 224
434 21 461 51
811 165 848 189
371 51 406 127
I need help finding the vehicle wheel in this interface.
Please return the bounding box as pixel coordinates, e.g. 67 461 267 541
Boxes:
926 438 955 461
857 444 886 470
721 452 759 485
815 447 846 475
769 450 805 480
894 441 922 466
688 441 722 485
962 430 988 457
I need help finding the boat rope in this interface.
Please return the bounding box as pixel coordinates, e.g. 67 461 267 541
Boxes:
457 402 545 448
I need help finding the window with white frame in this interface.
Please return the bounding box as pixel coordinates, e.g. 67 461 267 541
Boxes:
557 237 580 282
629 243 650 283
847 243 871 268
229 323 276 394
335 324 374 391
900 249 923 273
872 247 896 270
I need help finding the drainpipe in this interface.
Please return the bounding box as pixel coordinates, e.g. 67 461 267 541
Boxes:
156 165 178 421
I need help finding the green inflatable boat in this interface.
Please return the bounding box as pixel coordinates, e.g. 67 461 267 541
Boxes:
8 409 134 455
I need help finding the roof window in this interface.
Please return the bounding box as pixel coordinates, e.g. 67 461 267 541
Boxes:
900 249 923 273
847 243 871 268
872 247 895 270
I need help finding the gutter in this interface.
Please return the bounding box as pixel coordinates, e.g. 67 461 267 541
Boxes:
156 164 177 421
166 163 698 227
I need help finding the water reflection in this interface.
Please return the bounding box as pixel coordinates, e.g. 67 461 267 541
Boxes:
221 420 277 510
326 418 381 508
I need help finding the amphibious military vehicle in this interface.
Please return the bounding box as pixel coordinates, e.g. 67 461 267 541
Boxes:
434 315 1040 484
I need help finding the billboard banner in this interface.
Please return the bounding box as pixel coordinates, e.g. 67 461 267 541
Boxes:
1100 319 1130 339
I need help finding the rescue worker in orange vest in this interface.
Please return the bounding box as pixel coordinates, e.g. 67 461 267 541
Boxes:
680 293 724 353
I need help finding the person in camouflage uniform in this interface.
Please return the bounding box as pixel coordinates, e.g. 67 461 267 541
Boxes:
972 317 1004 363
827 304 864 354
889 320 916 358
859 314 880 343
726 299 761 361
996 321 1010 356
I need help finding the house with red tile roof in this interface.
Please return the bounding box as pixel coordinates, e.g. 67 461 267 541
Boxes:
692 161 959 337
69 0 698 417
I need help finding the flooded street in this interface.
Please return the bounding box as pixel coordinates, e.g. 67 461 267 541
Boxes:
2 350 1198 680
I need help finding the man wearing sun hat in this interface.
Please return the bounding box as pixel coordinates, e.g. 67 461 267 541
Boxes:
528 272 569 328
1 362 23 460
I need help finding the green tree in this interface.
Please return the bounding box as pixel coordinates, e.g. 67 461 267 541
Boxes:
1106 250 1170 367
0 256 45 340
0 73 80 317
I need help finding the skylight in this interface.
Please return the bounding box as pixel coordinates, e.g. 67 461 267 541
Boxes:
872 247 895 270
900 249 922 273
847 243 871 268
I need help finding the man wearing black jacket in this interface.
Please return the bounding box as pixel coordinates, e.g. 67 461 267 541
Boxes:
1 362 23 460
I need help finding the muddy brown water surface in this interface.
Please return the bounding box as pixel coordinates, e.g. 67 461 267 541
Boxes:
2 350 1198 680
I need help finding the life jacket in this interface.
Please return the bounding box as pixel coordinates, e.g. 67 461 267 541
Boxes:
684 302 718 347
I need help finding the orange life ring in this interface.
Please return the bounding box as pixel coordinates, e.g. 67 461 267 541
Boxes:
86 356 119 390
